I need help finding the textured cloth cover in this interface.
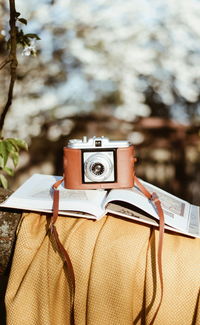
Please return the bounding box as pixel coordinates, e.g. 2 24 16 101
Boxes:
5 212 200 325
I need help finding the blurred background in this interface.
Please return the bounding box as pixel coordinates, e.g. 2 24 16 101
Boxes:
0 0 200 204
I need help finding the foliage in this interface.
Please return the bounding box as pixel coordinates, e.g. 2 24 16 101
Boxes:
14 11 40 52
0 1 38 188
0 138 28 188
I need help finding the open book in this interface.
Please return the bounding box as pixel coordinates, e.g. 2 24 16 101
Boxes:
0 174 199 238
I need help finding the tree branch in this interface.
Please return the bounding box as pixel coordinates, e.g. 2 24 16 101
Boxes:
0 0 18 134
0 58 12 70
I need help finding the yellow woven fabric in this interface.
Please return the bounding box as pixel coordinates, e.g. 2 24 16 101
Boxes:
5 212 200 325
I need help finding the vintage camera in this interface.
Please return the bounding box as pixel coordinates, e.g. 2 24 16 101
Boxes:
63 136 136 189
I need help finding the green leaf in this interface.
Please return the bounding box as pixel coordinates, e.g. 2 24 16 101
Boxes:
10 151 19 168
0 141 8 166
6 138 19 151
0 156 4 169
3 167 14 176
0 174 8 189
7 138 28 151
18 18 27 25
25 33 41 40
5 140 15 153
15 139 28 151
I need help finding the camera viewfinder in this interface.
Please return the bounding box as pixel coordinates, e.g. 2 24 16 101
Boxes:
95 140 102 147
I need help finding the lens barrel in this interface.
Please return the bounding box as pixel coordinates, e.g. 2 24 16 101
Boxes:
91 162 105 176
84 153 113 182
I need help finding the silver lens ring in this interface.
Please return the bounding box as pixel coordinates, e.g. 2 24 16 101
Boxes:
85 153 113 182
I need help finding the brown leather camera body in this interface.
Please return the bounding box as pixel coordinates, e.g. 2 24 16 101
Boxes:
63 145 135 190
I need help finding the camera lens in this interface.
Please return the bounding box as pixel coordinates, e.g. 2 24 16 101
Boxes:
84 153 113 182
91 162 104 176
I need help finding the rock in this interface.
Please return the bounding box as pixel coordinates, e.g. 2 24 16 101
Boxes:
0 188 22 324
0 188 22 276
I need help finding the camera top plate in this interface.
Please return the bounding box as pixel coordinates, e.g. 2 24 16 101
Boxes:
67 136 130 149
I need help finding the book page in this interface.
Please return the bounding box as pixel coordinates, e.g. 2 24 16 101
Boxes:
187 205 200 237
0 174 107 219
106 202 198 237
106 202 159 227
104 179 191 233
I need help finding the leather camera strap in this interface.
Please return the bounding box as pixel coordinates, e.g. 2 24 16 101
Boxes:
134 176 165 325
50 177 164 325
49 177 75 325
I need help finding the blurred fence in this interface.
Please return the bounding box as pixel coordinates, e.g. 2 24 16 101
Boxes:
133 117 200 205
8 114 200 205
